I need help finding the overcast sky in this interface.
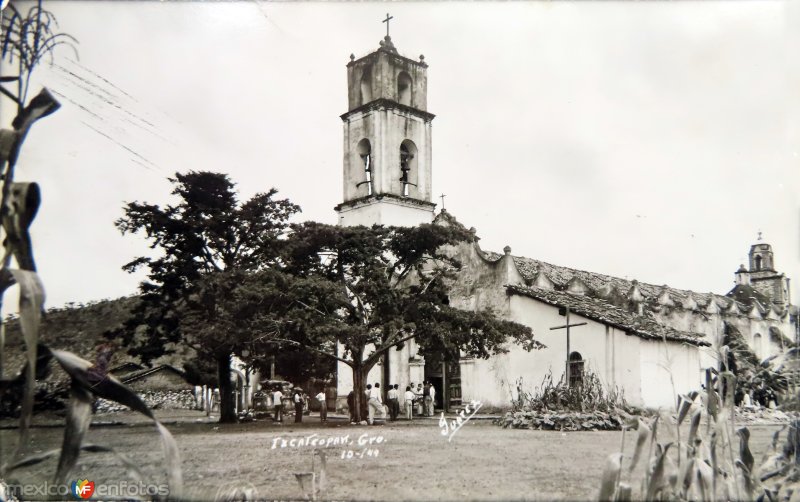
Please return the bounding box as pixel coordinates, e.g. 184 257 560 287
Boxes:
3 0 799 309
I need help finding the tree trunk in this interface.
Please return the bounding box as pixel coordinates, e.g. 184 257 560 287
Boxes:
352 361 378 423
353 365 364 423
216 352 238 424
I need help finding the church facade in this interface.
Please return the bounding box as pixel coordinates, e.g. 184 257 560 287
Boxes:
334 33 799 411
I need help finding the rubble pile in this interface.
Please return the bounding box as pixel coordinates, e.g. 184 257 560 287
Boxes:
735 406 794 424
96 389 198 413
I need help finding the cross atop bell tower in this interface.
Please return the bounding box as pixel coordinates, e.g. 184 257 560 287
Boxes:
335 16 436 227
382 13 393 37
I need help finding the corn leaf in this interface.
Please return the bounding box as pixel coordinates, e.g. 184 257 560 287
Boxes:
8 268 44 459
696 460 714 502
705 369 719 419
734 459 754 498
688 408 702 447
48 348 183 495
7 443 147 485
54 385 92 484
645 443 672 501
720 371 736 409
2 183 40 271
598 453 622 502
737 427 754 474
629 418 651 473
678 457 695 495
677 391 698 425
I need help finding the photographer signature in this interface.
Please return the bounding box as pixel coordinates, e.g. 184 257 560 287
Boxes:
438 400 482 442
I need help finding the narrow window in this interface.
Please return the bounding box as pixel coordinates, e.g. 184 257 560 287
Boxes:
399 140 418 197
397 71 412 106
356 139 372 195
755 255 763 271
360 66 373 106
568 351 584 388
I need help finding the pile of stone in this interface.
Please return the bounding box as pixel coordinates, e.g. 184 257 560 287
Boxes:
497 409 625 431
735 406 794 424
96 389 198 413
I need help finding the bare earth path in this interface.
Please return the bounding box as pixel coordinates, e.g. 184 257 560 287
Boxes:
0 411 788 501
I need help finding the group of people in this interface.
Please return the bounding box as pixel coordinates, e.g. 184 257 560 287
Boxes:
735 380 780 410
346 381 438 424
271 387 328 423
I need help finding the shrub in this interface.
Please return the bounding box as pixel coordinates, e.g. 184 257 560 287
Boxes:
498 369 636 431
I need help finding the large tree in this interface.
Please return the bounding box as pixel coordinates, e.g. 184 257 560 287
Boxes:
114 171 300 422
279 221 544 422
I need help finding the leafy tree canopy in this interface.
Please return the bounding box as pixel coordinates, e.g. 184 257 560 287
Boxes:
114 171 301 422
278 221 543 421
114 171 300 363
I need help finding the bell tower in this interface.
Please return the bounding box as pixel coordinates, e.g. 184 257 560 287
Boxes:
748 234 791 306
335 17 436 227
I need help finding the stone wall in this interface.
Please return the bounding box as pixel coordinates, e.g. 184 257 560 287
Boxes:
96 389 198 413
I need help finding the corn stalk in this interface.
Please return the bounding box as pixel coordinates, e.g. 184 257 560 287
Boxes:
0 1 181 496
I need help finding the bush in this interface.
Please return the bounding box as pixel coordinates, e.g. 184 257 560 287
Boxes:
497 369 636 431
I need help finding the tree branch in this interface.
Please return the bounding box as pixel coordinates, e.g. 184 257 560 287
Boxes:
270 338 354 367
364 331 416 367
294 299 344 324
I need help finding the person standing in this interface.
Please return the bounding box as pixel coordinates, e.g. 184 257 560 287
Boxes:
404 386 415 421
395 384 401 419
423 382 433 417
416 383 424 416
272 387 284 423
347 390 356 423
368 382 383 425
316 389 327 422
428 383 436 416
293 388 304 423
387 384 398 421
362 384 371 422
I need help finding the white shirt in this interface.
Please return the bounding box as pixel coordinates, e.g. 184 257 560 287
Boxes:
388 388 398 399
316 392 325 403
273 390 283 404
369 386 382 402
294 393 302 403
430 386 436 399
404 390 415 402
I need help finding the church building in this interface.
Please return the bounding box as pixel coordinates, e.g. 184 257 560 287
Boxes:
334 29 799 411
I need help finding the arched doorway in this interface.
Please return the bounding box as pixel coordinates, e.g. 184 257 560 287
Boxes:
568 352 584 388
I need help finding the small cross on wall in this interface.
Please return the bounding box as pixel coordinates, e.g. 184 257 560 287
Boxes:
440 193 446 210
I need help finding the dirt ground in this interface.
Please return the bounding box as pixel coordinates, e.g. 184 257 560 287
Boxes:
0 411 790 501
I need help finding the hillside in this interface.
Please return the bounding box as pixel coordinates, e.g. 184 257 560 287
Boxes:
1 296 188 378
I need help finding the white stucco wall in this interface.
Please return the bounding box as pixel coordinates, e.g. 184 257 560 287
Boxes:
335 339 420 409
337 197 433 227
457 294 703 409
638 338 702 409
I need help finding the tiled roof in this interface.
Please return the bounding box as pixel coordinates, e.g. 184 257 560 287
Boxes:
479 249 763 316
510 255 733 311
507 284 711 347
